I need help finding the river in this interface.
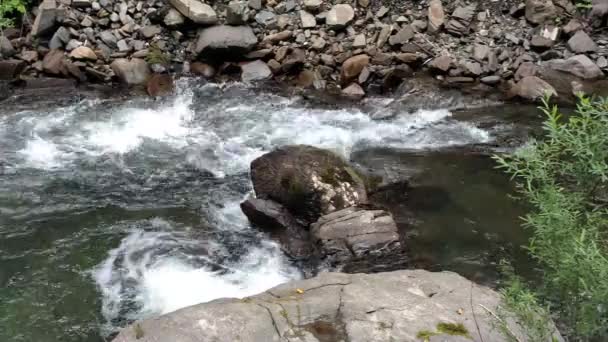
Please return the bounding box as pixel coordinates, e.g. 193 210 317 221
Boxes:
0 80 537 341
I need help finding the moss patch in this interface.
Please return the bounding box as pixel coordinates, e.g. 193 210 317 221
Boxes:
417 322 471 341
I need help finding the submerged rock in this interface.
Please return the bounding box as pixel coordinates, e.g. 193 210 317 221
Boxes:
113 269 564 342
250 145 368 225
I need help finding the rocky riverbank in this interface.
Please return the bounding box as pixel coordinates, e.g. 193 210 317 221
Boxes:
0 0 607 101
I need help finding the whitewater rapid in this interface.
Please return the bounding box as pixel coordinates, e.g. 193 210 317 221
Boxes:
0 80 494 337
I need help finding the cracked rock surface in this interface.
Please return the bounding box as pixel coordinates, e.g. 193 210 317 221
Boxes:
113 269 563 342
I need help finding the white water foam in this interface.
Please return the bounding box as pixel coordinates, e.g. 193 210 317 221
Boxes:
93 217 299 335
17 134 64 169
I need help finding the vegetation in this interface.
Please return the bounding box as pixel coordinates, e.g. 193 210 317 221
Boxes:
416 322 470 341
0 0 27 29
494 95 608 341
145 43 170 66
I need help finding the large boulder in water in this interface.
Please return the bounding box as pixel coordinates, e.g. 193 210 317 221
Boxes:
113 269 564 342
195 25 257 59
250 145 368 225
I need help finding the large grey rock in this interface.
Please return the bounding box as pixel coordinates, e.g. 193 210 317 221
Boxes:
311 207 404 272
525 0 556 24
32 0 63 36
49 26 71 49
169 0 218 24
388 25 414 46
0 36 15 57
227 1 248 25
326 4 355 29
446 4 475 36
113 270 564 342
545 55 604 79
110 58 150 85
428 0 445 33
250 145 367 225
99 30 118 48
0 60 25 80
240 59 272 82
164 8 186 27
195 25 257 58
255 10 277 27
300 10 317 28
513 76 557 100
567 30 598 53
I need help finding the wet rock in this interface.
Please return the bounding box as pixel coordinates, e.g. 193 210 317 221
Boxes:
341 54 369 82
240 60 272 82
342 83 365 98
169 0 218 25
567 31 598 53
32 0 62 36
113 270 562 342
195 25 257 58
446 4 475 36
110 58 150 85
281 48 306 73
0 36 15 57
146 73 174 97
250 145 367 225
311 207 402 272
513 76 557 100
69 46 97 60
427 0 445 33
382 65 413 90
300 10 316 28
241 197 311 259
190 62 216 77
428 55 452 73
546 55 604 79
0 60 25 80
42 49 66 75
388 25 414 46
164 8 185 27
326 4 354 30
525 0 556 24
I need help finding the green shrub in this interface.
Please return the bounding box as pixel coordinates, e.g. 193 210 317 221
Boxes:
494 96 608 341
0 0 26 29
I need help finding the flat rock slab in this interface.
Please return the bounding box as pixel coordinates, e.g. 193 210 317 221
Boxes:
113 270 561 342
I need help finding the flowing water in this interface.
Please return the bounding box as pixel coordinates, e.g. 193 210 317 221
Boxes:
0 80 537 342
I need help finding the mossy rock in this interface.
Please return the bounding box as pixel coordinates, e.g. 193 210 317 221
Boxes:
250 145 368 224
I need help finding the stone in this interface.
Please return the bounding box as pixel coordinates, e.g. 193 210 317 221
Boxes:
311 207 402 271
358 66 370 83
300 10 316 28
190 62 216 77
352 34 366 48
99 30 118 48
0 60 25 80
69 46 97 61
32 0 62 36
530 35 554 50
590 0 608 27
376 24 392 48
42 49 66 75
80 16 94 27
110 58 150 85
263 30 292 43
195 25 257 58
303 0 322 12
248 0 261 10
19 50 39 63
50 26 71 49
281 49 306 72
255 11 277 27
461 61 482 76
428 0 445 33
358 0 369 8
241 197 310 259
164 8 185 27
341 54 369 82
481 75 501 85
250 145 367 225
388 25 414 46
567 31 598 53
598 56 608 69
240 60 272 82
395 52 423 64
113 270 563 342
311 36 326 50
515 62 537 80
525 0 556 24
513 76 557 100
227 1 248 25
326 4 354 30
65 39 82 51
382 65 412 90
473 44 490 62
446 4 475 36
428 55 452 73
140 25 161 39
546 55 604 79
147 74 174 97
342 83 365 98
411 20 427 32
169 0 218 25
267 59 281 73
0 36 15 57
117 39 130 52
376 6 389 18
562 19 582 36
296 69 315 88
72 0 91 7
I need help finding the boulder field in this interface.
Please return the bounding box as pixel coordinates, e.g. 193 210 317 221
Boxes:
0 0 606 101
